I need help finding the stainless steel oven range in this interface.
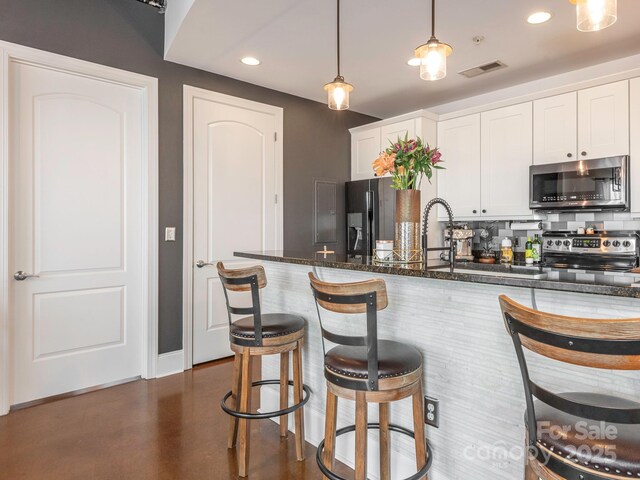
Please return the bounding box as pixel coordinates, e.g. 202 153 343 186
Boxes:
542 231 639 272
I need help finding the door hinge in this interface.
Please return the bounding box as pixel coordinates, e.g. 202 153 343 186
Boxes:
274 194 278 204
274 132 277 142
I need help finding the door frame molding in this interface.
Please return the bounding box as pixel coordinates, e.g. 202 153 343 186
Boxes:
182 85 283 370
0 41 159 415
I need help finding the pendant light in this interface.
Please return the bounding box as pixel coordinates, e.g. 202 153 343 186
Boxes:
570 0 617 32
414 0 452 81
324 0 353 110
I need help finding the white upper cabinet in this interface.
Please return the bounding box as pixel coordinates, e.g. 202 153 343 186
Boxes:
436 114 481 219
380 119 416 150
577 80 629 160
350 115 435 181
533 92 577 165
631 77 640 213
481 103 533 217
351 127 381 181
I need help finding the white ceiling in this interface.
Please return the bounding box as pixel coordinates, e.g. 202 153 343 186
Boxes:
164 0 640 119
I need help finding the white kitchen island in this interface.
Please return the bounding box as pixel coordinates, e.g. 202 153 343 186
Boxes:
236 251 640 480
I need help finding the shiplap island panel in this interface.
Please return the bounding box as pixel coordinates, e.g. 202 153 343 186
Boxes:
242 256 640 480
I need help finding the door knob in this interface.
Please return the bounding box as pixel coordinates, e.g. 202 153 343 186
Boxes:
196 260 214 268
14 271 39 281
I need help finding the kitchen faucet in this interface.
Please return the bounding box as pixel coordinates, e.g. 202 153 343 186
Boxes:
422 198 455 272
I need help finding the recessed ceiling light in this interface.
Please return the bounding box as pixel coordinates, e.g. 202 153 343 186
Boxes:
407 57 421 67
241 57 261 66
527 11 552 24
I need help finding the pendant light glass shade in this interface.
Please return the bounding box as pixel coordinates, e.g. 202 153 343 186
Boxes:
573 0 617 32
415 38 452 81
415 0 452 81
324 76 353 110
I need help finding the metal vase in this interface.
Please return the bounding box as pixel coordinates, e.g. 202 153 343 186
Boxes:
395 189 421 261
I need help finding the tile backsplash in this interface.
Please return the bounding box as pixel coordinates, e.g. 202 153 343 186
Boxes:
463 212 640 253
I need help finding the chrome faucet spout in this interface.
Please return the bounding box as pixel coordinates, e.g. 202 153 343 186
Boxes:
422 198 455 271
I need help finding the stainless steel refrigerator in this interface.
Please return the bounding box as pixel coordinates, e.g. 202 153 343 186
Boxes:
346 177 395 256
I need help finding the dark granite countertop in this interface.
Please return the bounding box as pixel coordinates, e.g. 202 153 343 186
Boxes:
234 250 640 299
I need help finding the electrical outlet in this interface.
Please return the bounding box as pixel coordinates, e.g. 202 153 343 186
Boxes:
424 396 439 428
165 227 176 242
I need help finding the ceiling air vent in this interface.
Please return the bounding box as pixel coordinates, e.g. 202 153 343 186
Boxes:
459 60 507 78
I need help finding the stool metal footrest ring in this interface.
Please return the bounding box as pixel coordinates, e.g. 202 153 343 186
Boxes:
221 379 311 420
316 423 433 480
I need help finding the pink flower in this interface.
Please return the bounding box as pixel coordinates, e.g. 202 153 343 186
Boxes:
431 150 442 164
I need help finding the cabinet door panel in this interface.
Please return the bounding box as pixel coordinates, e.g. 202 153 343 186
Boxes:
533 92 577 165
436 114 481 218
351 128 381 180
481 103 533 217
578 81 629 159
631 78 640 213
380 119 416 149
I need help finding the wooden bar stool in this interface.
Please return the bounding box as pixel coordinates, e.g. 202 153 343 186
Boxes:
309 273 432 480
499 295 640 480
218 262 311 478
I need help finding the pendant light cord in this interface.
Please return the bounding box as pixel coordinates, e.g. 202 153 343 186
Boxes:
431 0 436 38
336 0 341 77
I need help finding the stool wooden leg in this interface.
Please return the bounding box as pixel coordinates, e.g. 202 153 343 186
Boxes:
525 463 539 480
412 381 428 480
355 391 368 480
227 353 242 449
237 351 253 477
322 389 338 480
292 340 305 461
279 351 289 437
379 402 390 480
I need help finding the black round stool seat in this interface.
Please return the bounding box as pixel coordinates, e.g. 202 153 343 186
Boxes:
230 313 305 342
325 340 422 384
534 392 640 477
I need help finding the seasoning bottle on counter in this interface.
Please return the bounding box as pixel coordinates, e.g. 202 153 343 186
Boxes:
525 236 534 265
500 237 513 264
532 234 541 264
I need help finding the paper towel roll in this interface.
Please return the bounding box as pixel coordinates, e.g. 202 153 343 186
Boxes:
509 221 543 231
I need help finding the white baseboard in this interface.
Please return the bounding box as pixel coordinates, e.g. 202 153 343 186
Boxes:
156 350 185 378
260 386 417 480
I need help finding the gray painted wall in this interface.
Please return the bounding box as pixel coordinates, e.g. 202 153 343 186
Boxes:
0 0 378 353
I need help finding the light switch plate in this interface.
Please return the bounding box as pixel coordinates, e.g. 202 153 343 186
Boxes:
165 227 176 242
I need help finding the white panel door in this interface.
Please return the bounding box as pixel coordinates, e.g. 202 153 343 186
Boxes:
578 81 629 160
631 78 640 213
436 114 481 219
10 61 144 405
351 127 381 180
481 103 533 217
192 94 280 364
533 92 577 165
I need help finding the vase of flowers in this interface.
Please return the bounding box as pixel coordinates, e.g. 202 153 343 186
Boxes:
372 135 444 261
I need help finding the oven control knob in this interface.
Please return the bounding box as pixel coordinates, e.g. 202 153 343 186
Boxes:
555 240 562 246
623 240 631 248
547 240 554 247
563 240 570 247
612 240 621 247
603 240 611 247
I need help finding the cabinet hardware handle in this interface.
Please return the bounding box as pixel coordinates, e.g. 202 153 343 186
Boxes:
472 209 477 214
482 209 487 214
567 153 573 158
581 151 587 156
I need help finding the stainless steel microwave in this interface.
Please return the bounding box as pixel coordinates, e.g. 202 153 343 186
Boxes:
529 156 630 212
